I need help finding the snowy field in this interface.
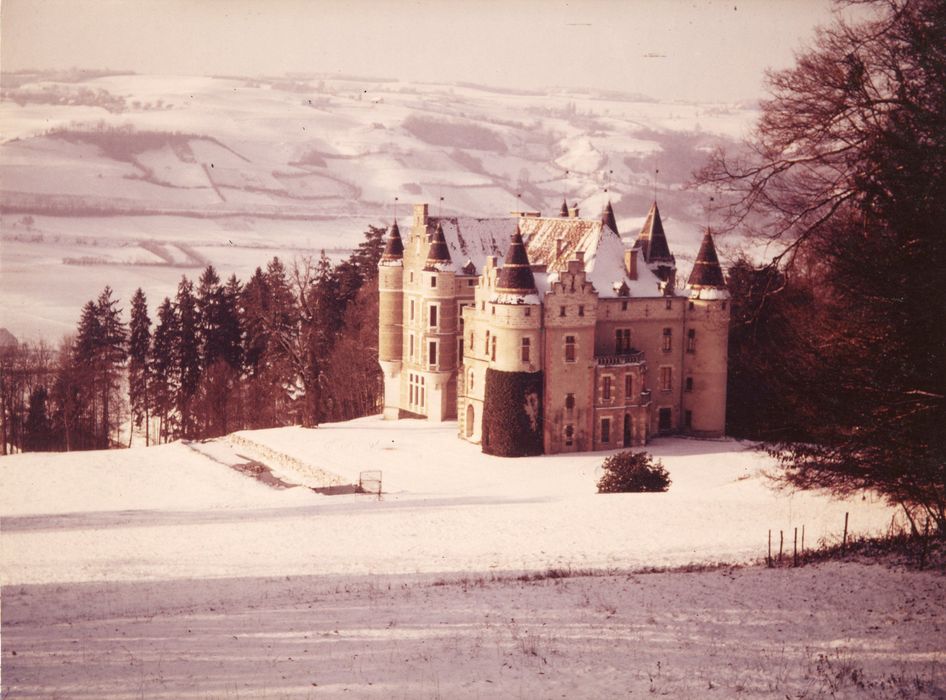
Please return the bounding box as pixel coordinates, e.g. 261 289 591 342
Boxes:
3 417 944 697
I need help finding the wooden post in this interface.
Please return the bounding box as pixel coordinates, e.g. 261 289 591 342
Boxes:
793 527 798 567
767 530 772 567
801 525 805 554
779 530 784 563
842 512 849 552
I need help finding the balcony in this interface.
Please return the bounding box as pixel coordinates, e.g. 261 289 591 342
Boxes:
596 351 645 366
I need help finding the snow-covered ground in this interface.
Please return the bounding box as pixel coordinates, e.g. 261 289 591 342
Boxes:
4 418 944 697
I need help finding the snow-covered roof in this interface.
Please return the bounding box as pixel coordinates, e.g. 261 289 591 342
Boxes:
426 213 669 298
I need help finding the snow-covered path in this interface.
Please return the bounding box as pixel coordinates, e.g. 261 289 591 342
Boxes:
3 564 944 698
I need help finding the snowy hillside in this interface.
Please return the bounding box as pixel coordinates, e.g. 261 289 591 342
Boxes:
0 71 757 339
3 419 943 698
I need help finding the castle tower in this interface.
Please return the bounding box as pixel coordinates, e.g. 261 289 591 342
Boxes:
636 202 676 289
378 219 405 419
477 225 545 456
417 221 457 422
682 229 730 437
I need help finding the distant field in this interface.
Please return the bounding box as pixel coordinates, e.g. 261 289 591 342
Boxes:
1 72 758 340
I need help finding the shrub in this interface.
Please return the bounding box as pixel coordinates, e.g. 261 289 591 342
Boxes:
597 451 670 493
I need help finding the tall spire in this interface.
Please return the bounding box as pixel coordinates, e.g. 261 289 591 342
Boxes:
424 221 452 269
600 200 618 235
636 202 673 263
687 229 726 289
496 225 537 295
381 219 403 262
559 198 569 217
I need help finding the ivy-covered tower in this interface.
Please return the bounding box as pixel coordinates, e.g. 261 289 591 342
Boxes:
378 219 404 419
682 229 730 436
475 226 544 456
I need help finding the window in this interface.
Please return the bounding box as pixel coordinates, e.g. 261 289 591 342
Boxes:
601 418 611 443
409 333 415 360
491 306 495 315
429 341 438 367
685 410 692 430
409 373 425 409
409 299 415 321
722 300 728 310
615 328 631 353
565 393 575 412
469 369 474 391
564 335 576 363
578 305 585 317
665 298 672 310
564 424 574 447
660 366 672 392
603 376 612 400
491 335 497 361
469 332 474 349
621 300 628 311
685 377 693 392
429 304 438 328
662 328 672 352
559 305 566 317
485 330 490 354
481 301 485 311
521 337 530 363
430 276 437 288
625 374 633 398
525 307 531 317
409 272 414 283
687 329 696 353
457 338 463 365
689 301 695 310
468 279 476 286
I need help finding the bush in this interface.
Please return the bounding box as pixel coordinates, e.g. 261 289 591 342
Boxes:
597 451 670 493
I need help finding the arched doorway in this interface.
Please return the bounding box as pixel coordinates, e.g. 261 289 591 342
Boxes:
465 404 475 438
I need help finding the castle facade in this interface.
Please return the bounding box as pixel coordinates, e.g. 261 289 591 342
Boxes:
378 201 729 456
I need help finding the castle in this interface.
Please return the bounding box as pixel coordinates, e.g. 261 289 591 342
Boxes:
377 201 729 456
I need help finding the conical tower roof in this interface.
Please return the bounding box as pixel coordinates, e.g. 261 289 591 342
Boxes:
559 199 569 217
637 202 673 262
424 221 452 269
496 225 537 294
687 230 726 288
601 200 618 235
380 219 404 261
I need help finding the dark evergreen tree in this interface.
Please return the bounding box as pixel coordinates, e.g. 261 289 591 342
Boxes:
23 385 52 451
175 277 200 439
150 296 179 442
95 286 127 448
127 287 151 446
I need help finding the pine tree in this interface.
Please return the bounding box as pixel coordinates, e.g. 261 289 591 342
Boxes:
96 286 127 448
128 288 151 446
150 297 179 442
175 277 200 439
23 385 52 451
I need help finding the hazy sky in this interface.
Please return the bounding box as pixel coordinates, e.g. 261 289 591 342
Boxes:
2 0 844 102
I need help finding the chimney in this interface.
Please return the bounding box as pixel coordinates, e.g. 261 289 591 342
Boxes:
556 236 565 257
413 203 428 228
574 250 585 268
568 206 580 218
624 248 638 279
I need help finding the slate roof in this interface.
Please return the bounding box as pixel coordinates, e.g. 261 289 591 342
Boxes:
686 229 726 288
424 221 452 270
380 219 404 262
636 202 674 263
496 225 537 295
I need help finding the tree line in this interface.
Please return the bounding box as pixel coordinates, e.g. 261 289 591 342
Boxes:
0 226 385 453
707 0 945 533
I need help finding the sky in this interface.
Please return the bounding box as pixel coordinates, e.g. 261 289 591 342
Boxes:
1 0 845 102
